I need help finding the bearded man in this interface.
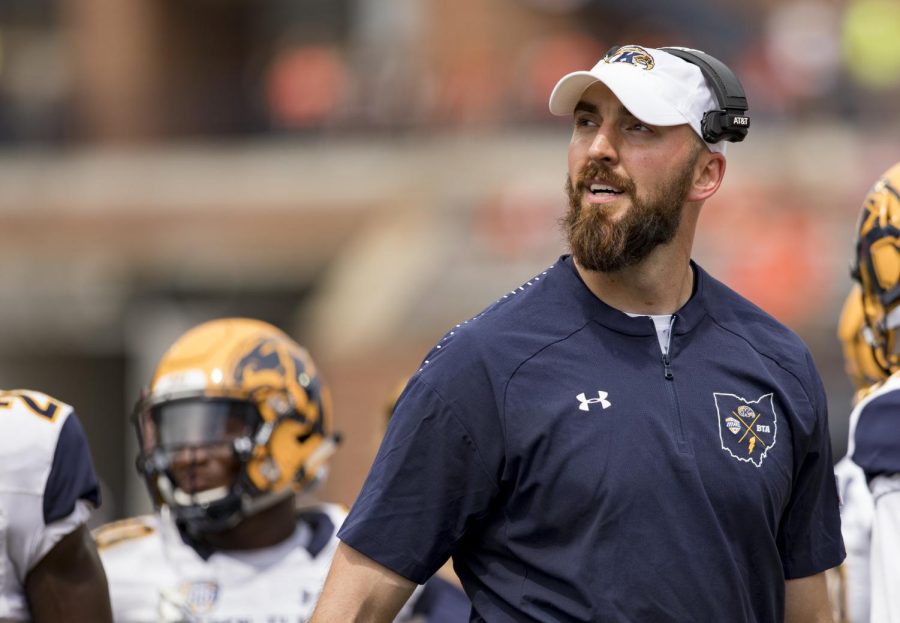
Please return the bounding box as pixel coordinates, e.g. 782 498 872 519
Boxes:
311 45 845 623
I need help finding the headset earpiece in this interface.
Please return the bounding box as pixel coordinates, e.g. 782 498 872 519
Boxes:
660 46 750 144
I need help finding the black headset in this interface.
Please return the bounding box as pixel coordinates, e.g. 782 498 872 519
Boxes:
606 45 750 144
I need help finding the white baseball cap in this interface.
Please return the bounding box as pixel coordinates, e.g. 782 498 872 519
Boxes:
549 44 726 154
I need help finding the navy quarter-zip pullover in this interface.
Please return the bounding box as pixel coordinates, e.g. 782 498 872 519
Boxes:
339 255 845 623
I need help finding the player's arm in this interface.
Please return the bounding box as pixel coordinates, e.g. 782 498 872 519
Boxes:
310 541 416 623
784 572 834 623
25 523 113 623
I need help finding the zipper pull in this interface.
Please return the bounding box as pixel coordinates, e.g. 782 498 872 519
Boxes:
662 353 674 380
662 315 676 380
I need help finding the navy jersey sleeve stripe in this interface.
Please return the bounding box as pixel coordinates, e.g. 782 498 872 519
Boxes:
43 411 101 524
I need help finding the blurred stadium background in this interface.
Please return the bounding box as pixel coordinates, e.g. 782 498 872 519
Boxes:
1 0 899 524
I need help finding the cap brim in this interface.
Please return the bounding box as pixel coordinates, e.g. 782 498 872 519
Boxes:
549 66 690 128
548 72 601 116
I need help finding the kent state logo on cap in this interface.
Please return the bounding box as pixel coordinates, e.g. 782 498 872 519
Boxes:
548 44 726 154
605 45 656 70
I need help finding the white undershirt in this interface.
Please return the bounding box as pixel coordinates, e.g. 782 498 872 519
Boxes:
626 313 674 355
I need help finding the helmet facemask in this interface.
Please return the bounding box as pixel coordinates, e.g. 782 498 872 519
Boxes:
135 394 264 535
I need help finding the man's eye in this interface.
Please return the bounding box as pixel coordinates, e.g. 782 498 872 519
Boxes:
574 116 596 128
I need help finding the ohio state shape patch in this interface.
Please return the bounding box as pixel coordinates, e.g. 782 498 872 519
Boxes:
714 392 777 468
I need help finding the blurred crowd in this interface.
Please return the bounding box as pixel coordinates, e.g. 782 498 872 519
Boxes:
1 0 899 143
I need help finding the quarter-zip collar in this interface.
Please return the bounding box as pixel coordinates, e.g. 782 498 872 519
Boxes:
558 254 709 336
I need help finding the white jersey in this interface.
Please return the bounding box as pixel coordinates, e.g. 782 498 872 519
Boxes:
869 473 900 622
833 456 873 623
97 503 429 623
849 371 900 622
0 390 100 621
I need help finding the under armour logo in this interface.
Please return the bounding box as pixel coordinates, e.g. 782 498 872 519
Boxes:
576 391 611 411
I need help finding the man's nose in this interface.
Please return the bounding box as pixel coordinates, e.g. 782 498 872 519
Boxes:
587 127 619 164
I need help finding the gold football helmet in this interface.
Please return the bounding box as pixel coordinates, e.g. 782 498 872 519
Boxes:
134 318 338 534
837 284 888 397
852 162 900 375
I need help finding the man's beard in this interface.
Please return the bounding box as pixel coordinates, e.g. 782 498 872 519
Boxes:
563 157 697 273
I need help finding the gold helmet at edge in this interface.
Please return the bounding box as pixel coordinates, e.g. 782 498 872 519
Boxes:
134 318 339 535
837 284 888 402
852 162 900 375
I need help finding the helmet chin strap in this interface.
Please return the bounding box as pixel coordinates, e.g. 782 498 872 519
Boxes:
171 485 230 506
239 486 294 518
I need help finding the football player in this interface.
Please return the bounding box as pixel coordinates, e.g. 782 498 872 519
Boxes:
831 284 888 622
0 389 112 622
845 161 900 622
95 318 467 622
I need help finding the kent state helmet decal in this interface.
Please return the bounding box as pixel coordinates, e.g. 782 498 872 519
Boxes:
714 393 777 467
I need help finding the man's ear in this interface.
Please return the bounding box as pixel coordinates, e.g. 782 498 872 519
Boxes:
688 151 726 202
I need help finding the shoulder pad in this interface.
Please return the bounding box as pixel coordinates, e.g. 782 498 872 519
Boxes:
93 516 156 551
